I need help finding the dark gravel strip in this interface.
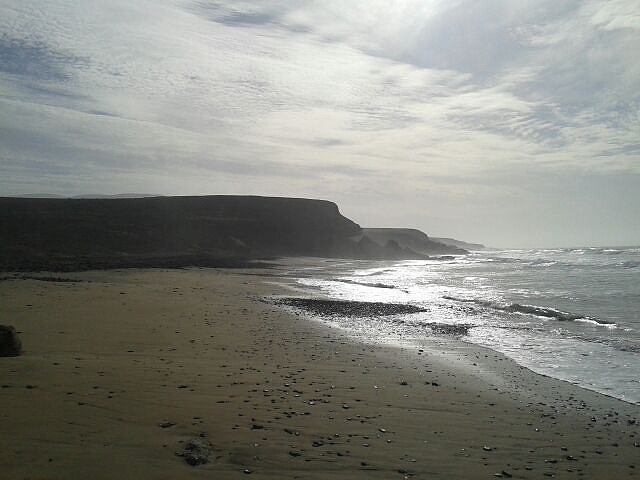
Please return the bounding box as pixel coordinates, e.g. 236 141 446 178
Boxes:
273 297 428 317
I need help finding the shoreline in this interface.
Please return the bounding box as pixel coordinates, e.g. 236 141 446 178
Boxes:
1 267 638 479
267 290 640 408
267 295 640 416
266 256 640 406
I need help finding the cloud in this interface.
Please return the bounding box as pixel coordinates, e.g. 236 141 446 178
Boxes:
0 34 88 81
0 0 638 245
585 0 640 31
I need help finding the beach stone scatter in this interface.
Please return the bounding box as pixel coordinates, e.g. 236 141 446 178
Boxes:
176 437 213 466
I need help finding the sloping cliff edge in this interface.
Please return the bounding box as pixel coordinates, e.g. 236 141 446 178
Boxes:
362 228 468 256
0 195 467 271
432 237 485 251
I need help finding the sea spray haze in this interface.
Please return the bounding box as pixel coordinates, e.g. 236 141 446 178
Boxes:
286 247 640 404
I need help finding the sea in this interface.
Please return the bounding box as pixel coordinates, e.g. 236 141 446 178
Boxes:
280 247 640 405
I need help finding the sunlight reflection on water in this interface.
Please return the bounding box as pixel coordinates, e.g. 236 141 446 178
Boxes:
287 249 640 404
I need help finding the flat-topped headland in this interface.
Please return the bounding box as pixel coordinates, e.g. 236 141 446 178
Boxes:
0 195 466 271
0 195 359 270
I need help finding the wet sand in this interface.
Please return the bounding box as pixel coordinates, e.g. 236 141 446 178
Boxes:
0 268 638 479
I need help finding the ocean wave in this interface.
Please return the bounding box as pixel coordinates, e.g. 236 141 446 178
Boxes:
563 247 639 255
574 318 617 328
442 296 615 326
483 256 522 264
620 260 640 268
571 335 640 353
353 268 396 277
589 248 623 255
482 256 571 267
479 255 639 269
334 278 401 290
609 341 640 353
528 259 559 267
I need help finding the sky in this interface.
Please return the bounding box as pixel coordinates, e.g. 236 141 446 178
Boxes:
0 0 639 247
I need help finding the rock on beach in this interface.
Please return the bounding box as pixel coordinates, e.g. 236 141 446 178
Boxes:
0 325 21 357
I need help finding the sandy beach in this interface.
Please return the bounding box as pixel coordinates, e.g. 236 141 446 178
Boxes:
1 267 638 479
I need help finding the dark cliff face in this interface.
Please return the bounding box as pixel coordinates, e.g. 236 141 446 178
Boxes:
0 195 362 270
432 237 485 251
362 228 468 255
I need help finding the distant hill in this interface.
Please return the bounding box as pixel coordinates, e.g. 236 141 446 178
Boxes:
362 228 467 256
13 193 66 198
12 193 161 199
12 193 162 199
71 193 163 199
432 237 485 251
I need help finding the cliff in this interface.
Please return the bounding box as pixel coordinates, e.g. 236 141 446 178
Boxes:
361 228 468 256
0 195 362 271
432 237 485 251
